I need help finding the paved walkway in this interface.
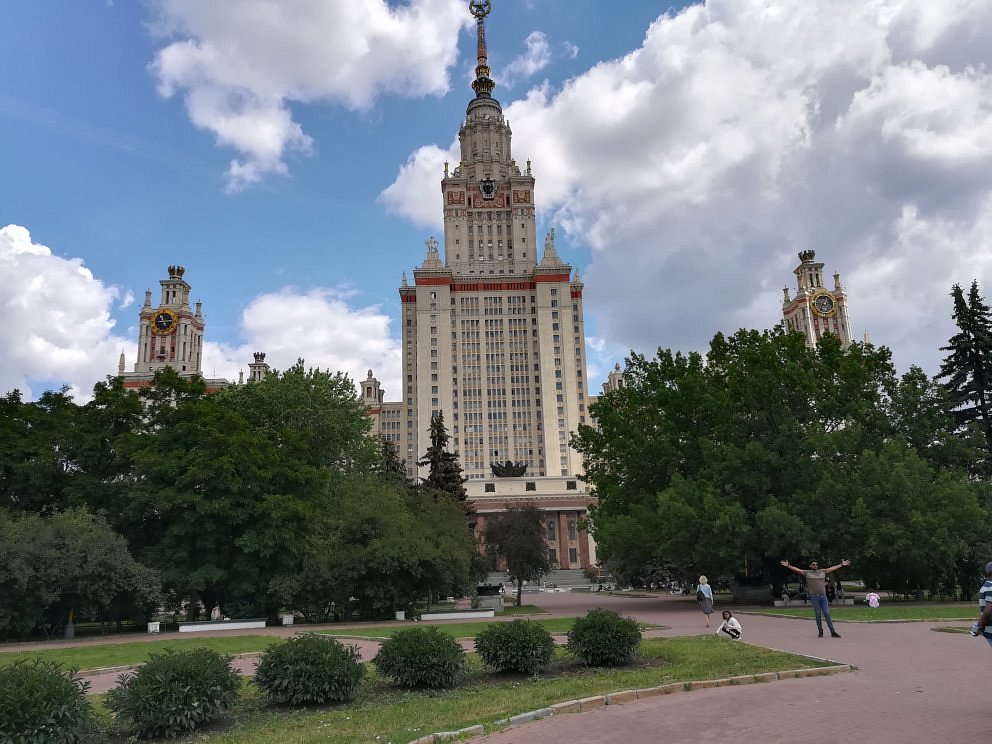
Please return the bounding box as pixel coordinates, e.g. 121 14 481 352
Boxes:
4 593 986 742
473 592 987 744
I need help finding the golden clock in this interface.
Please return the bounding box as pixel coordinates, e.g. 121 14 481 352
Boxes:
810 291 837 318
150 309 178 335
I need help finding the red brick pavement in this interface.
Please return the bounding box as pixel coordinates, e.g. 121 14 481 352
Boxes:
472 592 987 744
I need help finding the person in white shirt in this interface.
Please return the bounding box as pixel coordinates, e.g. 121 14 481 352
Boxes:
716 610 742 639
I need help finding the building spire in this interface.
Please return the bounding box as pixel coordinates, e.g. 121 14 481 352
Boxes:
469 1 495 99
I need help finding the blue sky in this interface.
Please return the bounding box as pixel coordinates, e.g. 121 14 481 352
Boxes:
3 0 992 401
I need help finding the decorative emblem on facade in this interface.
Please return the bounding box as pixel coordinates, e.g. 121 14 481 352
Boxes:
491 460 527 477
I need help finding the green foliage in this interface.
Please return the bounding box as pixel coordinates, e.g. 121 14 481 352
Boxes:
938 280 992 469
483 504 551 607
566 608 642 667
0 659 103 743
573 327 986 593
0 508 160 639
254 634 364 706
474 619 556 675
106 647 240 739
417 410 467 502
373 626 466 688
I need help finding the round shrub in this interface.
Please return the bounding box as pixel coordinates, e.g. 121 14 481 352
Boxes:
106 647 240 739
566 608 642 667
373 626 466 688
0 659 103 743
254 634 365 706
474 619 555 675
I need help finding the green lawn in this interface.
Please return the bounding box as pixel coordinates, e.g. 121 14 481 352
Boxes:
321 617 584 640
501 604 547 615
168 636 833 743
745 604 977 622
0 618 656 673
0 635 280 672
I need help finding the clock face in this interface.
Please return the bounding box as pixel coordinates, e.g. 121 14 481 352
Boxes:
480 177 496 200
151 309 178 335
811 292 837 318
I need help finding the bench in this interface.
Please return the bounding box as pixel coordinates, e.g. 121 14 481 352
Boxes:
177 618 267 633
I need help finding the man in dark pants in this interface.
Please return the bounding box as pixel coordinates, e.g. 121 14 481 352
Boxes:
781 558 851 637
974 561 992 650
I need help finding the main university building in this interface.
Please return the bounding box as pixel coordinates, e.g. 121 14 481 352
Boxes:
118 2 855 574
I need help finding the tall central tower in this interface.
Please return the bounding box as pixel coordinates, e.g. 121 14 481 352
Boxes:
399 0 591 482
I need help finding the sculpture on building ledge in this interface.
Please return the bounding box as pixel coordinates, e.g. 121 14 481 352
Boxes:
490 460 527 477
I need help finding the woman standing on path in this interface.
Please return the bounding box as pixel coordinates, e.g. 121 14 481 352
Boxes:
696 575 714 627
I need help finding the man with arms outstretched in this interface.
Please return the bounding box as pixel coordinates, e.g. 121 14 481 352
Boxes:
781 558 850 638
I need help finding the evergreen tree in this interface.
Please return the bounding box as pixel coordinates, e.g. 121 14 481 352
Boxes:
937 281 992 457
417 411 467 503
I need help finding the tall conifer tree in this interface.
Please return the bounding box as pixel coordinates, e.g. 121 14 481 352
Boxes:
938 280 992 453
417 410 467 503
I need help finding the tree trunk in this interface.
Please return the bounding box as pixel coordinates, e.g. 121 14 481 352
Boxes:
516 578 523 607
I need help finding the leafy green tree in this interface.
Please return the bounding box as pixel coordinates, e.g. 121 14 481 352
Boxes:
483 504 551 606
0 508 160 639
938 280 992 465
573 328 924 583
417 410 467 503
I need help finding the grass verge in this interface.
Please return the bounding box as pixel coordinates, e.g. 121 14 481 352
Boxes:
111 636 831 743
321 617 588 640
0 635 279 672
501 604 547 616
743 604 977 622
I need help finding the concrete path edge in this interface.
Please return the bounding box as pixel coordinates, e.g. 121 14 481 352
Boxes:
405 664 854 744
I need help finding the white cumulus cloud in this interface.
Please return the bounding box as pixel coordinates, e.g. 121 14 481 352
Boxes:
202 287 402 397
382 0 992 374
0 225 133 401
148 0 473 190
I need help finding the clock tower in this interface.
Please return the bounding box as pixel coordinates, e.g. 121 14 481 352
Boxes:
121 265 205 388
781 250 853 348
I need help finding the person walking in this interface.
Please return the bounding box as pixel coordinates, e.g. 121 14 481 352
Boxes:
696 575 714 627
780 558 850 637
973 561 992 651
715 609 742 639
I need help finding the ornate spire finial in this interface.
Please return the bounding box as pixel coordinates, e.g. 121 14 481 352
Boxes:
469 1 495 98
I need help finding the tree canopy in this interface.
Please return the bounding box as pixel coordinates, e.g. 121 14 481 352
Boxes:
574 328 987 594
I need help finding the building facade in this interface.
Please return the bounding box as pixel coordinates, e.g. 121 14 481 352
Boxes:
117 265 258 391
366 1 598 569
781 250 854 348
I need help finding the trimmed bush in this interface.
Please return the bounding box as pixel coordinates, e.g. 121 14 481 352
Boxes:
0 659 103 743
474 619 556 675
373 626 466 688
254 634 364 706
566 608 642 667
106 647 240 739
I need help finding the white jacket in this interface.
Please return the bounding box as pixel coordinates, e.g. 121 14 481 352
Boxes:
716 617 742 639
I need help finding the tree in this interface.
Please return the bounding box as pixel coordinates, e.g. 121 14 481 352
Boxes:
572 327 923 584
0 508 160 639
483 504 551 607
417 410 467 503
937 281 992 466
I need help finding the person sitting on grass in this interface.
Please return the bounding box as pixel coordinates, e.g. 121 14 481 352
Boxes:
715 610 742 640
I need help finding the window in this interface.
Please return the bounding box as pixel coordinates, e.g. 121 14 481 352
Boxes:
525 481 536 491
569 548 578 564
566 480 577 490
484 483 495 493
568 520 577 539
546 520 556 540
